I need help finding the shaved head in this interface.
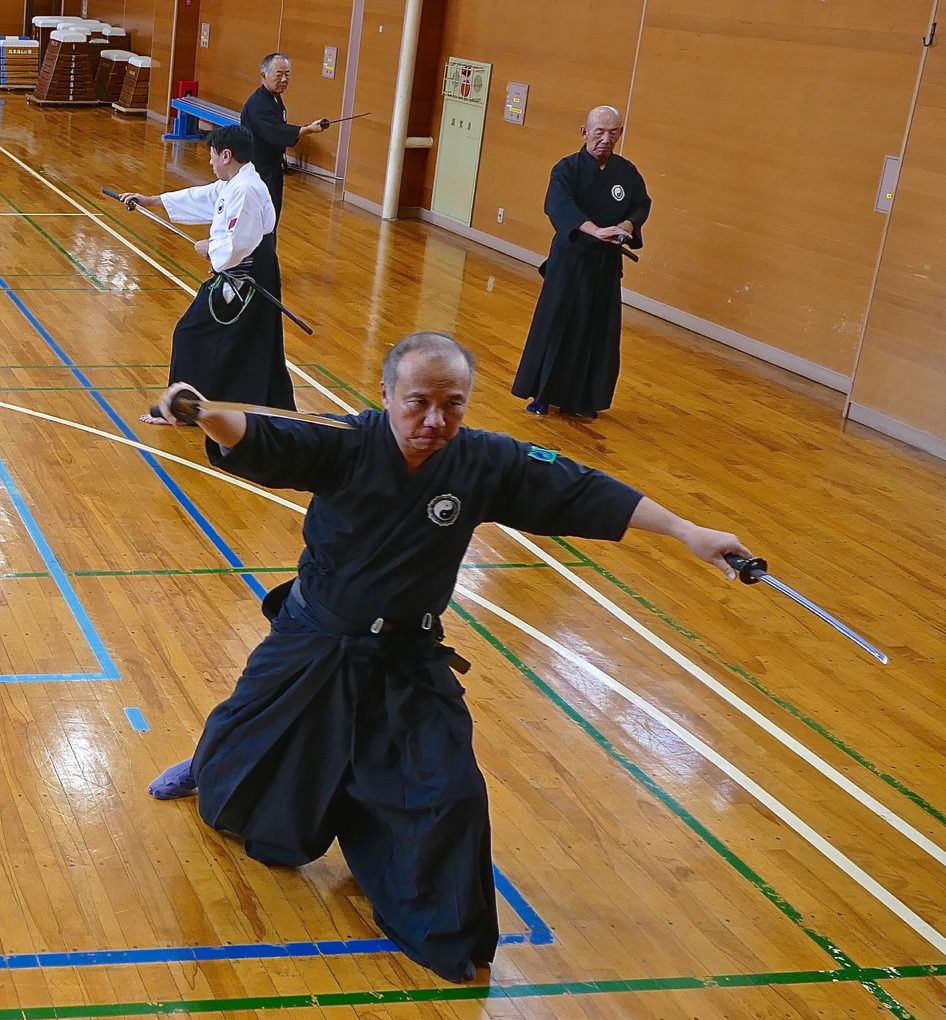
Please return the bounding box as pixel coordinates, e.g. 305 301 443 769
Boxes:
582 105 624 164
585 105 622 130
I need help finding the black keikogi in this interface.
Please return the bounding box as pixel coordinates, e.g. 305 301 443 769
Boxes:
512 146 651 414
190 409 643 981
241 85 301 223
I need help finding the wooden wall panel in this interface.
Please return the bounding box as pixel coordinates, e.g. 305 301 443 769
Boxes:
0 0 22 33
14 0 85 34
193 0 277 108
87 0 127 27
279 0 355 174
117 0 156 53
848 39 946 445
344 0 404 208
147 0 173 119
165 0 201 118
419 0 645 250
398 0 444 209
611 1 931 377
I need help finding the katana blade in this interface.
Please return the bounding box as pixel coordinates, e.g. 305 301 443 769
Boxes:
151 390 355 430
318 111 370 128
725 554 889 664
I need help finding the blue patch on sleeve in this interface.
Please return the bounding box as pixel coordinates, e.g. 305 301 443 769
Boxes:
527 445 558 463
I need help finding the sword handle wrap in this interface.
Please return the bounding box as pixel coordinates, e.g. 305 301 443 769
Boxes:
150 387 202 425
102 186 136 210
724 553 769 584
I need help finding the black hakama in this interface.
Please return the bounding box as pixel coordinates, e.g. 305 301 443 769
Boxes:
191 411 643 981
167 232 295 410
512 146 651 414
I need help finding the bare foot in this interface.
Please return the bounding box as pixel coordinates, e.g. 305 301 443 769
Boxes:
139 413 171 425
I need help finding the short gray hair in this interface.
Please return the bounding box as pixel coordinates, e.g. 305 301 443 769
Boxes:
260 52 291 74
382 332 476 393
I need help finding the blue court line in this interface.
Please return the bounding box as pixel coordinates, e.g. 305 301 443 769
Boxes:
123 707 149 731
0 277 267 600
0 864 550 970
494 867 553 944
0 457 119 682
0 281 554 958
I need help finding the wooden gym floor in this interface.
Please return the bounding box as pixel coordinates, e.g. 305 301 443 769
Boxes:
0 97 944 1019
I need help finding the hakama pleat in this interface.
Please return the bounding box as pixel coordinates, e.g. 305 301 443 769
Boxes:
191 589 498 982
167 232 294 409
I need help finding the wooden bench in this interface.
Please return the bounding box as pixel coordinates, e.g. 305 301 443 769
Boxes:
163 96 240 141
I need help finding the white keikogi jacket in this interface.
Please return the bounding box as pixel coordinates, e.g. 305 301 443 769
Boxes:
160 162 276 273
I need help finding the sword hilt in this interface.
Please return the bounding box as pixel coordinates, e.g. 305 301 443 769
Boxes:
102 186 136 210
150 387 202 425
724 553 769 584
318 117 331 129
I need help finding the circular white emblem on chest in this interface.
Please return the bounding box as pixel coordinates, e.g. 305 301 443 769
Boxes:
611 184 625 201
427 494 461 527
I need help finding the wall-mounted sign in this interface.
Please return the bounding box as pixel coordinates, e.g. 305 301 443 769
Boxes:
504 82 528 124
199 23 211 49
322 46 337 79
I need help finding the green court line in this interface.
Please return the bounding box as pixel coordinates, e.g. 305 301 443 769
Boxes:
4 963 944 1018
0 363 170 369
300 366 946 829
549 536 946 828
312 362 380 409
450 602 911 1017
0 361 337 372
0 287 185 294
0 191 107 291
0 363 914 1016
0 385 168 392
0 561 581 580
44 172 206 287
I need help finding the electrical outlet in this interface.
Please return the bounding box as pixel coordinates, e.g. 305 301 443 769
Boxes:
497 207 505 223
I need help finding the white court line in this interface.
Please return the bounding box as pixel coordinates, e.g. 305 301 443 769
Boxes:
0 401 306 514
496 528 946 869
0 145 200 299
4 146 944 949
454 586 946 958
3 397 945 959
231 347 946 875
0 144 345 407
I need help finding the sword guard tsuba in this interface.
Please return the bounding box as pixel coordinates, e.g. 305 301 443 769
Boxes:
724 553 769 584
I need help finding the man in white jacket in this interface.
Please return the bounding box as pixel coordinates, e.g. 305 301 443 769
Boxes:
121 126 295 424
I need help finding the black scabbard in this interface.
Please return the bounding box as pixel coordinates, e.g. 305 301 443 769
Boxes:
216 269 314 335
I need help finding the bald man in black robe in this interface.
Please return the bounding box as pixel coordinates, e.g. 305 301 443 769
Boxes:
512 105 651 420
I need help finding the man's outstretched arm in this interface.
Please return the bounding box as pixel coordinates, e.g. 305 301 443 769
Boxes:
627 496 752 580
